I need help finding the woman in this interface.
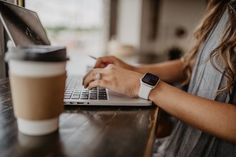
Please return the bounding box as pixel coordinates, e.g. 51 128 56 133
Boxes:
83 0 236 156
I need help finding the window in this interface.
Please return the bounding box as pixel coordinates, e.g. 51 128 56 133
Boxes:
25 0 108 57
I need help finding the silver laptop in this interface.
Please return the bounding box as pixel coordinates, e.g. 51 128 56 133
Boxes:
0 1 152 106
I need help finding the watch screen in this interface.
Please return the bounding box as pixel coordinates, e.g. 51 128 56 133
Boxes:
142 73 159 86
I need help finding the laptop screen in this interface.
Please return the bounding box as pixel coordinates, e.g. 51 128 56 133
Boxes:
0 1 50 46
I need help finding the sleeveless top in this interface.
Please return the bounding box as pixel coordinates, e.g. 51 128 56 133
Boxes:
160 5 236 157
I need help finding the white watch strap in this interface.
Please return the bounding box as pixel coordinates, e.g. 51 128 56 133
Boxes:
138 82 152 100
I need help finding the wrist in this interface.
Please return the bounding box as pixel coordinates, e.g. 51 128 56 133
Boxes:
134 73 142 97
134 66 145 74
128 65 138 72
149 81 163 101
138 73 160 100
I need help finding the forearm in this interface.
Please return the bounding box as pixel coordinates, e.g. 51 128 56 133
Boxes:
150 82 236 143
133 59 185 83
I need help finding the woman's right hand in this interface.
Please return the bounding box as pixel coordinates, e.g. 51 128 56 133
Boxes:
94 56 135 71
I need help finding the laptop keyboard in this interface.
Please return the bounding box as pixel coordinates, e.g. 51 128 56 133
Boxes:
65 76 108 100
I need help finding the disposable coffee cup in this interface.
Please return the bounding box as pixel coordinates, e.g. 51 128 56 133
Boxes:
5 45 68 136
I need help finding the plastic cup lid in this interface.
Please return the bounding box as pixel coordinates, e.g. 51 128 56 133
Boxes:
5 45 69 62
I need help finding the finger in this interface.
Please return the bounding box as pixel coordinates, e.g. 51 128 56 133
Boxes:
83 69 104 88
87 80 106 89
82 69 93 85
83 70 97 87
94 56 114 68
94 59 103 68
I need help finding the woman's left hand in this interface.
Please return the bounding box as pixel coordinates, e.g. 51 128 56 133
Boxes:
83 64 142 97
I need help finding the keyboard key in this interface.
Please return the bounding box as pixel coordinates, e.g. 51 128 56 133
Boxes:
81 93 88 96
72 93 80 96
90 92 97 94
98 94 107 96
90 93 97 96
64 95 71 99
71 93 80 99
71 96 80 99
65 91 72 94
90 97 97 100
80 97 88 100
65 90 73 93
81 93 89 96
89 93 97 100
90 87 97 90
99 94 108 99
99 93 106 95
99 97 107 100
64 93 71 96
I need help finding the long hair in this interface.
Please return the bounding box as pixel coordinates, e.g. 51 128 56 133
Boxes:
182 0 236 94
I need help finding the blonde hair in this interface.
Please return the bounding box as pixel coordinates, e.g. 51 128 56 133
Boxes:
183 0 236 94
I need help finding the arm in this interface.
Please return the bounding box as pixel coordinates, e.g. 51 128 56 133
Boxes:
83 64 236 142
94 56 186 83
150 81 236 143
134 59 185 83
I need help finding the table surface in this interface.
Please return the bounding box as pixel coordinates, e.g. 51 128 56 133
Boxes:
0 78 159 157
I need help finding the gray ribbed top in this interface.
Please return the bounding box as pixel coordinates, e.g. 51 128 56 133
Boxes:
162 7 236 157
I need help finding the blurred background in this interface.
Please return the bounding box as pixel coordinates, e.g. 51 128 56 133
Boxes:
0 0 207 77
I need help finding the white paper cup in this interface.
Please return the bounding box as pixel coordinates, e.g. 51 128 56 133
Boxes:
6 46 68 136
9 60 66 136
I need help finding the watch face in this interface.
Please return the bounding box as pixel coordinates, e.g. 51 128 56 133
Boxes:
142 73 159 86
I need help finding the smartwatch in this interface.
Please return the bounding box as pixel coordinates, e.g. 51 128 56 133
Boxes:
138 73 160 100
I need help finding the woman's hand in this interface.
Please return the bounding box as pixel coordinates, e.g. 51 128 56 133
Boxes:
94 56 135 71
83 64 142 97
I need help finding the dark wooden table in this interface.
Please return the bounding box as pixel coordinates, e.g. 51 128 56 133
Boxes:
0 78 159 157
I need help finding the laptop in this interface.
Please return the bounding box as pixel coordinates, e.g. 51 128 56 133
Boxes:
0 1 152 106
